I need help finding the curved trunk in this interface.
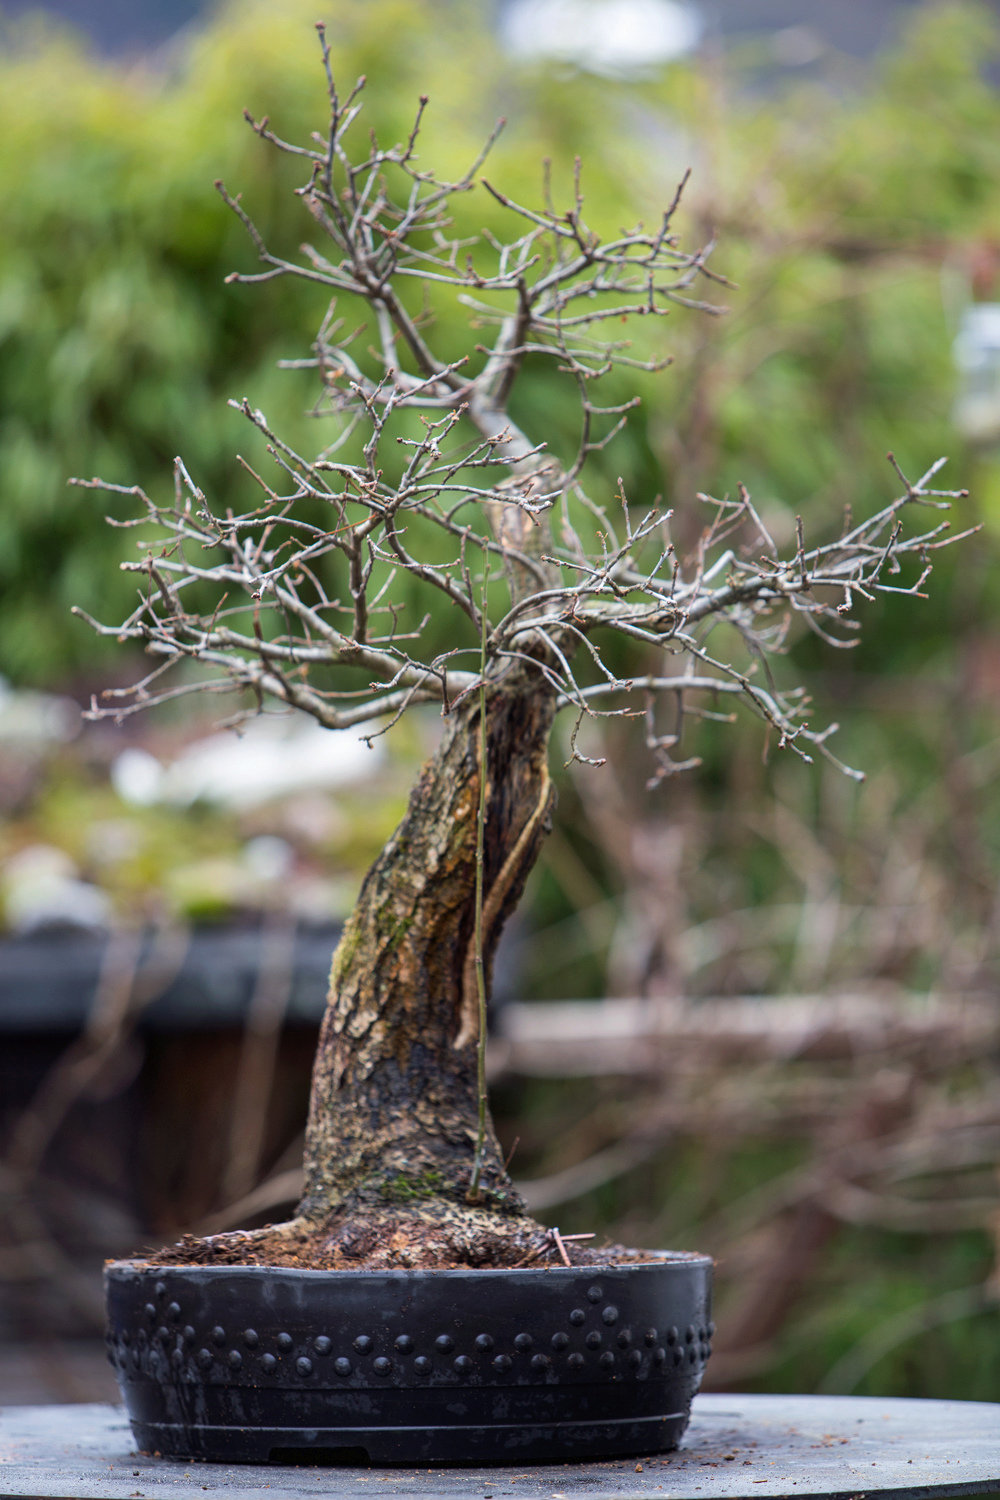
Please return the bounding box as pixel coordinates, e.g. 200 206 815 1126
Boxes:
292 677 555 1256
156 478 566 1269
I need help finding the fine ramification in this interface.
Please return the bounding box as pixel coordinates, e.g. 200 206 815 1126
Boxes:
74 26 970 1269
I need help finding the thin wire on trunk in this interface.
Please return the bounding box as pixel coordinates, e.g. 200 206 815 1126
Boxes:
467 562 490 1203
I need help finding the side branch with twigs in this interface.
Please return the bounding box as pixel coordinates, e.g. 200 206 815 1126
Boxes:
73 23 973 800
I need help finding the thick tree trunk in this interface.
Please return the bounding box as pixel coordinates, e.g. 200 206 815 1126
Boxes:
290 677 555 1261
162 674 557 1268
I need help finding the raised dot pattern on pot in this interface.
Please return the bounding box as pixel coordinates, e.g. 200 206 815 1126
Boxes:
112 1277 711 1387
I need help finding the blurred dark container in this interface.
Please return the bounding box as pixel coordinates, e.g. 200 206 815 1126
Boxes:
0 922 340 1373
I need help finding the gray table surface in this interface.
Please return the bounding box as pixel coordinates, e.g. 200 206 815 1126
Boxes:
1 1394 998 1500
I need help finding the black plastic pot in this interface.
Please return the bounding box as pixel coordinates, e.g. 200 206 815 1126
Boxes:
105 1254 713 1466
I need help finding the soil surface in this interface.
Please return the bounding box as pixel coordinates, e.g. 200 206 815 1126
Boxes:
142 1210 699 1272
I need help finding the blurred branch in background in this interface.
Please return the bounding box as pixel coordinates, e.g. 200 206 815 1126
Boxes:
489 983 1000 1397
0 922 189 1337
220 914 296 1205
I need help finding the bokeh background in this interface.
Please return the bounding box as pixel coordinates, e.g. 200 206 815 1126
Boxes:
3 0 1000 1407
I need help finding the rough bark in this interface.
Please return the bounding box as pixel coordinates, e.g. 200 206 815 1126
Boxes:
159 675 558 1269
303 677 554 1201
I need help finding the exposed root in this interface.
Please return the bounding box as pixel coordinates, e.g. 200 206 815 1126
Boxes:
145 1199 658 1271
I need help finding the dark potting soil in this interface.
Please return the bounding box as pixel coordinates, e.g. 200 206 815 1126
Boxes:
136 1217 699 1272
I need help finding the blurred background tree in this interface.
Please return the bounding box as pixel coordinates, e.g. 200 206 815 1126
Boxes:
2 0 1000 1405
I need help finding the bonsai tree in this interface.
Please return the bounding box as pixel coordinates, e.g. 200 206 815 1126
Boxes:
74 28 969 1270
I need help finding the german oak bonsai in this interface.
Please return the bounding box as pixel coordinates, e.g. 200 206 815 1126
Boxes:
77 28 968 1278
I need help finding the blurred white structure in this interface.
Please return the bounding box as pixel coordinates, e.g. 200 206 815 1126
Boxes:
501 0 702 74
241 835 295 883
0 676 80 745
2 844 111 933
111 748 163 807
112 713 383 812
953 303 1000 445
770 24 823 66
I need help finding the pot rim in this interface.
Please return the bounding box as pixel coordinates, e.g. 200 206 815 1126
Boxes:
104 1248 713 1281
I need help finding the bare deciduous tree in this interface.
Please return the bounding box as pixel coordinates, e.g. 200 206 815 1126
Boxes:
74 27 970 1268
